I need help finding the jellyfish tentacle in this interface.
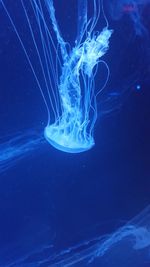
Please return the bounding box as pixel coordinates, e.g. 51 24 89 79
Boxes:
45 0 68 62
1 0 52 123
77 0 88 45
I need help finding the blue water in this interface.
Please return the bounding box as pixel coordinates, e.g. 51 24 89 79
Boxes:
0 1 150 266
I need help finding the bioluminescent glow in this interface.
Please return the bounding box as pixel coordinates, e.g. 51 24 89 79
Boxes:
1 0 113 153
0 0 149 171
0 205 150 266
0 131 44 174
50 205 150 267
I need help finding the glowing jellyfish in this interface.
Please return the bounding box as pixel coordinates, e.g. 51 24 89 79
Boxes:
1 0 113 153
0 204 149 266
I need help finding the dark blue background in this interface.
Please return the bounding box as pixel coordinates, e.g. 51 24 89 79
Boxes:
0 0 150 265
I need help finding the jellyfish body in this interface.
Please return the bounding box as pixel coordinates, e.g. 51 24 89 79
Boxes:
1 0 113 153
45 30 113 152
44 0 113 153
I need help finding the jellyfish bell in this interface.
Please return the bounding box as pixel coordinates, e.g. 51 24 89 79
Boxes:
44 123 95 153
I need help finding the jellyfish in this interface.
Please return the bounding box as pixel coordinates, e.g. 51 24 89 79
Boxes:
1 0 113 154
50 205 150 267
0 130 44 174
0 204 150 266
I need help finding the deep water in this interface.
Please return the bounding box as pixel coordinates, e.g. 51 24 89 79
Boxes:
0 1 150 266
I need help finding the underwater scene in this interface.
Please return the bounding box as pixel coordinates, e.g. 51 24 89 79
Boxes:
0 0 150 266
